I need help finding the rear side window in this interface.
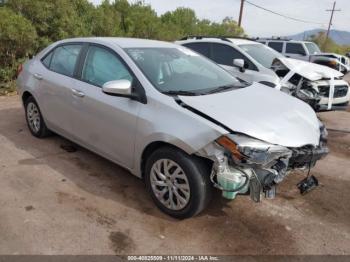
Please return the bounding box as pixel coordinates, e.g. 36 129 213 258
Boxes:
211 43 257 71
82 46 133 87
49 45 82 76
182 42 210 57
268 42 283 53
286 43 306 55
42 52 53 68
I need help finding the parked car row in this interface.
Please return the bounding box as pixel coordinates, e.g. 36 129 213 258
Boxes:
176 36 350 111
257 38 350 74
17 37 331 218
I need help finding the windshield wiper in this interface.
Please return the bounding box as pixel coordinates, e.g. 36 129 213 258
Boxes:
163 90 200 96
206 84 237 94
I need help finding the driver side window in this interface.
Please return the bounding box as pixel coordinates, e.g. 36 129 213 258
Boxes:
211 43 257 71
82 46 133 87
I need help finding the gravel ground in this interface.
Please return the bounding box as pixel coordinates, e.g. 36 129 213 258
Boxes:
0 95 349 255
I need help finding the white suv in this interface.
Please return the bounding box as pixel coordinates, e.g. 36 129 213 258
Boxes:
258 39 350 74
176 37 350 111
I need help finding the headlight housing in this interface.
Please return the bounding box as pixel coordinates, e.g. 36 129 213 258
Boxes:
216 134 292 166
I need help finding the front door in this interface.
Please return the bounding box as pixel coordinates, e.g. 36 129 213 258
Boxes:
70 45 141 168
210 43 258 83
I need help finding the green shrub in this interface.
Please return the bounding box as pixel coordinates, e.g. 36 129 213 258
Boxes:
0 7 37 84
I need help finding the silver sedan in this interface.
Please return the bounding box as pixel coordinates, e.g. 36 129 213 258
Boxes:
17 38 328 218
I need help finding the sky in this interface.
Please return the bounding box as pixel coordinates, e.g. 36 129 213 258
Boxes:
89 0 350 37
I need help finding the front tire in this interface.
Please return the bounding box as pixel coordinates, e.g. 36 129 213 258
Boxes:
24 96 51 138
145 146 212 219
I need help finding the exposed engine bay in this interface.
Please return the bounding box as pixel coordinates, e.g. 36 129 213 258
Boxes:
271 58 349 111
272 59 322 110
196 122 329 202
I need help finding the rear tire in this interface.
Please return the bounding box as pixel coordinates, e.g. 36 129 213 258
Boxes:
24 96 51 138
145 146 212 219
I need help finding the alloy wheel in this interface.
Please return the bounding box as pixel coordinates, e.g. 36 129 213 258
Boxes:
26 102 41 133
150 159 191 210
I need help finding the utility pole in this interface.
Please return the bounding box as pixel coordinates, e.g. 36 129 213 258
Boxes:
238 0 245 27
324 1 341 49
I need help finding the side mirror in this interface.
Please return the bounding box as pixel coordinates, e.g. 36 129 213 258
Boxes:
102 79 132 96
233 59 245 72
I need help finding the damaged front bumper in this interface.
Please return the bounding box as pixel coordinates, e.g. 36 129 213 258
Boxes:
197 127 329 202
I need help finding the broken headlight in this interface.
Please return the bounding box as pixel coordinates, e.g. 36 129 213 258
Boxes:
216 134 292 166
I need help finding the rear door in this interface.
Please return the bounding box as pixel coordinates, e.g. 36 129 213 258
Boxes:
37 43 83 135
70 44 141 168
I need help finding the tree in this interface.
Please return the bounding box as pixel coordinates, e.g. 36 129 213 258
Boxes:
126 1 160 38
0 7 37 82
92 0 122 36
113 0 131 35
6 0 93 49
308 32 349 55
220 17 244 36
161 8 197 38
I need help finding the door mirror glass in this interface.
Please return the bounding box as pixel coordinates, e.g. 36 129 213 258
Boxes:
102 79 132 96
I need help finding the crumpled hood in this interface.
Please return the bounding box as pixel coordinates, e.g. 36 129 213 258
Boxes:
312 52 343 59
179 83 321 147
277 57 343 81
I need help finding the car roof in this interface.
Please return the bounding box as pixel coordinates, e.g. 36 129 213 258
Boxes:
227 38 259 45
55 37 177 49
258 39 313 44
177 37 259 46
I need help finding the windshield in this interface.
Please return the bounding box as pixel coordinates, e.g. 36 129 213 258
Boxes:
125 47 246 95
305 42 321 54
239 43 283 68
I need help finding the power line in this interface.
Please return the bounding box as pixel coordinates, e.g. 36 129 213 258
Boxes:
243 0 327 26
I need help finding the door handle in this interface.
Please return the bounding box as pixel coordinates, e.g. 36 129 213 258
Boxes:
34 73 43 80
71 88 85 97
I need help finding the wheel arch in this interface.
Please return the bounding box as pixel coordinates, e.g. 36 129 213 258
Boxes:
22 91 33 105
139 140 213 179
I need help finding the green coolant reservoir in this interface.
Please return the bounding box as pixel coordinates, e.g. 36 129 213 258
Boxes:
216 159 250 200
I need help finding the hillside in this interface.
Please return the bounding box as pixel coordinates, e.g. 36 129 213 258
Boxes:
287 29 350 45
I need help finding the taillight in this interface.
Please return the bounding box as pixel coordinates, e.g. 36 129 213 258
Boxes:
17 64 23 77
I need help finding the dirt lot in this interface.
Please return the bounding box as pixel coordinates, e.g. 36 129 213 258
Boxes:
0 95 349 255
